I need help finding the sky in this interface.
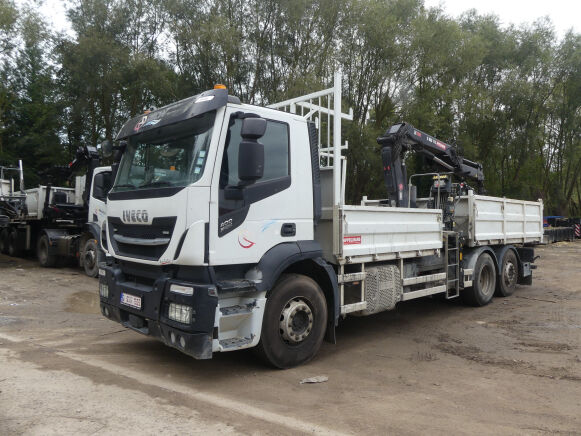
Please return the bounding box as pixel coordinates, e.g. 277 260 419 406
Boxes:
423 0 581 36
24 0 581 38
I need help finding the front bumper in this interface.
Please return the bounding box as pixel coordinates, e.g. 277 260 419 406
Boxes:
99 261 218 359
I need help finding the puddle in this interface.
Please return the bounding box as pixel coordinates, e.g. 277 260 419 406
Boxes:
65 291 100 314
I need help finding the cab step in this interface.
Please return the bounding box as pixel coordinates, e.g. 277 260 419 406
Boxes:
220 304 254 317
219 336 253 349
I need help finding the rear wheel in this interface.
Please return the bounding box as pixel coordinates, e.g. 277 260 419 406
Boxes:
496 249 518 297
82 239 100 277
256 274 327 369
462 253 496 307
7 229 22 257
0 228 8 254
37 234 57 267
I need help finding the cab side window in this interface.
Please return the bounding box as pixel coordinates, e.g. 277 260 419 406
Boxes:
220 118 289 188
218 116 291 236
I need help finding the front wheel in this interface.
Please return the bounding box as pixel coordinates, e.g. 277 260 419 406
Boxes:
256 274 327 369
82 239 100 277
462 253 496 307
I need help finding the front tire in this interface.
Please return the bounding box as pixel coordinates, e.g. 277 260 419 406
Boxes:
82 239 100 277
496 249 518 297
462 253 496 307
256 274 327 369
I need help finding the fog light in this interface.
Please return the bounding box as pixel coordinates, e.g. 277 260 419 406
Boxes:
99 282 109 298
170 284 194 296
168 303 193 324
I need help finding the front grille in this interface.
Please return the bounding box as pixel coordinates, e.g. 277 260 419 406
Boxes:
108 216 177 261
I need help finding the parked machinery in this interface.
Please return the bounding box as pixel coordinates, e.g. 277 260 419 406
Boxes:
0 147 111 277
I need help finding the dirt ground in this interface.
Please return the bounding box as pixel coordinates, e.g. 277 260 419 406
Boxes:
1 241 580 435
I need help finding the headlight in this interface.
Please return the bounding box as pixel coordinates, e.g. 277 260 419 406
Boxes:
168 303 193 324
170 284 194 296
99 282 109 298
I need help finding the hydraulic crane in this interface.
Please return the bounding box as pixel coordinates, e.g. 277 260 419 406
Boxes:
377 122 484 208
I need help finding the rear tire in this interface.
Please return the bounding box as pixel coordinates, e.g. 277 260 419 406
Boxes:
495 249 518 297
37 234 57 267
256 274 327 369
7 229 22 257
462 253 496 307
0 228 8 254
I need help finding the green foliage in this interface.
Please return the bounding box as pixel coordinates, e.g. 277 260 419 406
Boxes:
0 0 579 214
0 5 64 186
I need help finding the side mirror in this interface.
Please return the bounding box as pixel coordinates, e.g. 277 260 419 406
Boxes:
92 171 112 202
238 118 266 182
101 140 113 158
93 184 105 201
113 141 127 163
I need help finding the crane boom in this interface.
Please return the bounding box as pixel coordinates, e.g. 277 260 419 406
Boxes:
377 122 484 207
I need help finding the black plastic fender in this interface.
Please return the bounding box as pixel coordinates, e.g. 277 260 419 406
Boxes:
254 241 340 343
462 246 498 287
84 222 101 242
41 228 77 257
254 241 320 292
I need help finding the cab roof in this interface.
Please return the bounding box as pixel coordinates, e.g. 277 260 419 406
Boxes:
115 88 240 141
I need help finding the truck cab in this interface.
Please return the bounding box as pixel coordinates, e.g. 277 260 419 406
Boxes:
100 88 327 367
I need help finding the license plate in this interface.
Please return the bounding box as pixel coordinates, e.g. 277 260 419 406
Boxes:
120 292 142 309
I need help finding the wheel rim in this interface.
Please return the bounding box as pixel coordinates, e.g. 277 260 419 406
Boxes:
479 264 494 296
279 298 314 344
503 260 517 288
85 247 96 270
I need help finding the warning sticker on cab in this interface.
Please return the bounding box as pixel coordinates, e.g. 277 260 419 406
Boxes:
343 236 362 245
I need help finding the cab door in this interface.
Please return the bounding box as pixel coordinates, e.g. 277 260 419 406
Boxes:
208 108 313 266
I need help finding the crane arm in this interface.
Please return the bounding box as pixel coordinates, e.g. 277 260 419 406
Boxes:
377 122 484 206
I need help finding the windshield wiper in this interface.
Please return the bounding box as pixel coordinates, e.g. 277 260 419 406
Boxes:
113 183 136 189
138 180 174 189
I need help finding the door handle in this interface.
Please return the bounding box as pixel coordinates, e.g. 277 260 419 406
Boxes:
281 223 296 237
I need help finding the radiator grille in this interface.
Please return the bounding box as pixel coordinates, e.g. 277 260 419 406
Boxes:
108 216 177 261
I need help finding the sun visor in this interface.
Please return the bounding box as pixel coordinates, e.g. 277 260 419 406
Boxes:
115 89 228 140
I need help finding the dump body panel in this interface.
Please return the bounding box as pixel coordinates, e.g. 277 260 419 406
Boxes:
455 193 543 247
23 186 77 219
316 205 443 264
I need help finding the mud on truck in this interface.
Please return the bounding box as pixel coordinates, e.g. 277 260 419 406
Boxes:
98 74 543 368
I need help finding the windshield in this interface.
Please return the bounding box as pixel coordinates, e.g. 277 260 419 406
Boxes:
112 111 216 192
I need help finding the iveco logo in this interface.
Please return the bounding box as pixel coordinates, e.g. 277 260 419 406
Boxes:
122 210 149 223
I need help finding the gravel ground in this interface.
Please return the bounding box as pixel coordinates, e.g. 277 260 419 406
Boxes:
0 241 580 435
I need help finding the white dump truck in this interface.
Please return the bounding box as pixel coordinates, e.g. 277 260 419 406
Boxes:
1 147 112 277
98 74 543 368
